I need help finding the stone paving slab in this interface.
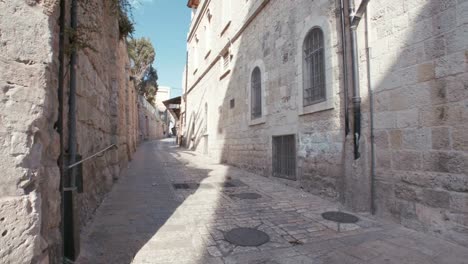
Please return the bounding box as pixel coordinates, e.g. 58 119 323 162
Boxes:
77 139 468 264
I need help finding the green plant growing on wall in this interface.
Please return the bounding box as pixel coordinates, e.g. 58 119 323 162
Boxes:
109 0 135 38
64 24 99 55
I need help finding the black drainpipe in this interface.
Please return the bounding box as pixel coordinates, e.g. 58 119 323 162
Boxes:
348 0 370 160
64 0 79 260
57 0 66 261
339 0 350 136
349 0 361 160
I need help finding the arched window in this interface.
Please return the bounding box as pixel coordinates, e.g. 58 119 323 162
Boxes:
303 28 325 106
251 67 262 119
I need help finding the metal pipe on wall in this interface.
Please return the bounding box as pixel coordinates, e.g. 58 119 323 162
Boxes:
339 0 350 136
348 0 371 160
365 8 376 215
64 0 79 261
57 0 66 261
349 0 362 160
68 0 78 189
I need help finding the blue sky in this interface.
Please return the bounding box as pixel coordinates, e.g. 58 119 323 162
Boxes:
131 0 191 97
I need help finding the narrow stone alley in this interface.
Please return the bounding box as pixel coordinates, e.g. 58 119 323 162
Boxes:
77 140 468 264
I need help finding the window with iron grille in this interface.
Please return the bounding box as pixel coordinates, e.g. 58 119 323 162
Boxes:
303 28 325 106
272 135 296 180
251 67 262 119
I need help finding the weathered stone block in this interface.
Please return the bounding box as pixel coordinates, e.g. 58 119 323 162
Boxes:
452 126 468 151
374 112 397 129
432 8 457 36
395 184 421 202
374 130 389 149
422 151 468 174
450 193 468 213
389 130 402 149
376 149 391 169
417 63 435 82
420 103 464 127
431 127 451 150
396 109 419 128
0 196 41 264
402 128 431 150
424 36 446 60
435 52 466 78
422 189 450 208
392 151 422 171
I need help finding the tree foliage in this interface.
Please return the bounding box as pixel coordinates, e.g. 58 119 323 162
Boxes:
128 37 158 105
139 66 158 105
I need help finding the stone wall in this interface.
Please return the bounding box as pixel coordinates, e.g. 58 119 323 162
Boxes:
184 0 468 247
73 0 139 227
184 0 345 199
366 0 468 246
0 0 140 262
0 0 61 263
138 95 165 141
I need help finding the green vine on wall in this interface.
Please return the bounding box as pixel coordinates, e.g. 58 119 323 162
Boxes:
64 24 99 55
65 0 135 55
109 0 135 38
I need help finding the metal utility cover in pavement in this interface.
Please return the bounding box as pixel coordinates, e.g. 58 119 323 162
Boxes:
321 211 359 223
230 193 262 199
220 179 247 188
224 228 270 247
172 183 190 189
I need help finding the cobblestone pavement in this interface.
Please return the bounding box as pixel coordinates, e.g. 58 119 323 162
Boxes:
77 139 468 264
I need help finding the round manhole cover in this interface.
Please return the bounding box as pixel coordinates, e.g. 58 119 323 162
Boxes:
224 228 270 246
230 193 262 199
321 211 359 223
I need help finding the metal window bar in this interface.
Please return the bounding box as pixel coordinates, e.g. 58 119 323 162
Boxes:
251 67 262 119
272 135 296 180
303 28 326 106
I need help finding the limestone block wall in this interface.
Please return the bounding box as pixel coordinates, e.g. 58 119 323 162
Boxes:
71 0 140 232
185 0 345 198
138 96 165 141
366 0 468 246
0 0 61 263
184 0 468 247
0 0 140 262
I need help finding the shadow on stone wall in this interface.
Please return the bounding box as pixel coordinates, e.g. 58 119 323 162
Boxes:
185 0 467 247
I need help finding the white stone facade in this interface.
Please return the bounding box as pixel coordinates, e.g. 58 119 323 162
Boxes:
183 0 468 246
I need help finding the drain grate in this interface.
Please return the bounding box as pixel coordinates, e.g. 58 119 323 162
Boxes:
224 228 270 247
219 179 247 188
230 193 262 200
223 182 236 188
321 211 359 223
173 183 190 189
173 183 214 190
